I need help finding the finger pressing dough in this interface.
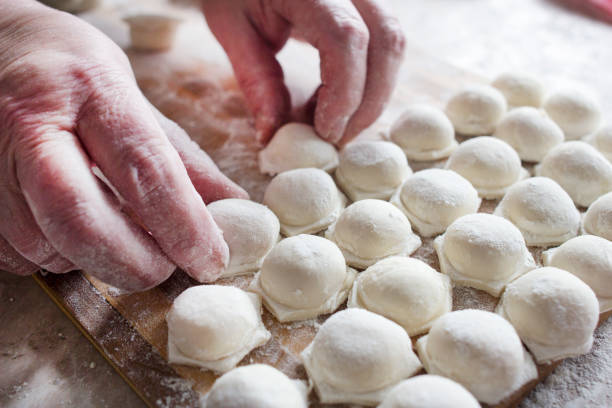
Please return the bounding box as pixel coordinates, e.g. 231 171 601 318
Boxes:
391 168 481 237
535 141 612 207
445 136 528 199
389 105 457 161
326 199 422 269
492 72 545 108
335 141 411 201
496 267 599 363
416 309 537 405
434 213 535 296
263 168 346 236
583 191 612 240
445 85 507 136
543 87 602 140
585 124 612 162
301 308 422 406
258 123 338 175
166 285 270 373
493 107 564 162
494 177 580 247
348 256 452 336
249 234 356 322
207 199 280 277
379 375 480 408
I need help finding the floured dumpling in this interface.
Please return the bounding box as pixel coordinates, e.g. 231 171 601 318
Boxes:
583 192 612 240
263 168 346 236
445 85 507 136
258 123 338 175
535 141 612 207
249 234 356 322
492 72 545 108
494 177 580 247
445 136 528 199
379 375 480 408
434 213 535 296
416 309 537 405
326 199 422 269
335 141 411 201
497 267 599 363
166 285 270 373
389 105 457 161
586 124 612 162
348 256 452 336
544 87 602 140
391 168 481 237
301 308 422 406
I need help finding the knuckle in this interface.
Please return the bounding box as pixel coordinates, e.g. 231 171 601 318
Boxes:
378 22 406 56
331 17 370 49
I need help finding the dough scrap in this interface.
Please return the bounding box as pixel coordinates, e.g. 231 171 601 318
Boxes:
378 375 480 408
445 85 507 136
543 86 602 140
492 72 545 108
583 191 612 240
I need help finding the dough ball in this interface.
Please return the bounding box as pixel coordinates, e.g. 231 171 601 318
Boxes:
434 213 534 296
263 168 345 236
445 136 527 199
335 141 411 201
492 72 545 107
586 124 612 162
535 141 612 207
301 308 422 405
543 235 612 312
326 199 422 269
493 107 564 162
207 199 280 277
583 192 612 240
543 87 602 140
391 168 481 237
349 256 452 336
494 177 580 247
204 364 307 408
389 105 457 161
379 375 480 408
445 85 507 136
258 123 338 175
123 14 181 51
416 309 537 405
497 267 599 363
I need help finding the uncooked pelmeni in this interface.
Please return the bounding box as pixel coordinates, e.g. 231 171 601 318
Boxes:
543 87 602 140
249 234 356 322
202 364 308 408
348 256 452 336
583 192 612 240
391 168 481 237
301 308 422 406
586 124 612 162
263 168 346 236
535 141 612 207
335 141 411 201
123 14 182 51
543 235 612 312
493 107 564 162
166 285 270 373
258 123 338 175
389 105 457 161
496 267 599 363
434 213 535 296
326 199 422 269
445 85 507 136
207 199 280 277
494 177 580 247
379 375 480 408
492 72 545 108
416 310 537 405
445 136 528 199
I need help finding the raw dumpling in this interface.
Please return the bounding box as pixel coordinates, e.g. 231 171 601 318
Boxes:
301 308 422 406
434 213 535 296
492 72 545 108
543 87 602 140
263 168 346 236
445 85 507 136
348 256 452 336
535 141 612 207
543 235 612 312
203 364 308 408
258 123 338 175
326 199 422 269
389 105 457 161
493 107 564 162
123 14 182 51
586 124 612 162
445 136 528 199
494 177 580 247
416 309 537 405
378 375 480 408
583 192 612 240
249 234 356 322
496 267 599 363
207 199 280 277
335 141 411 201
166 285 270 373
391 168 481 237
